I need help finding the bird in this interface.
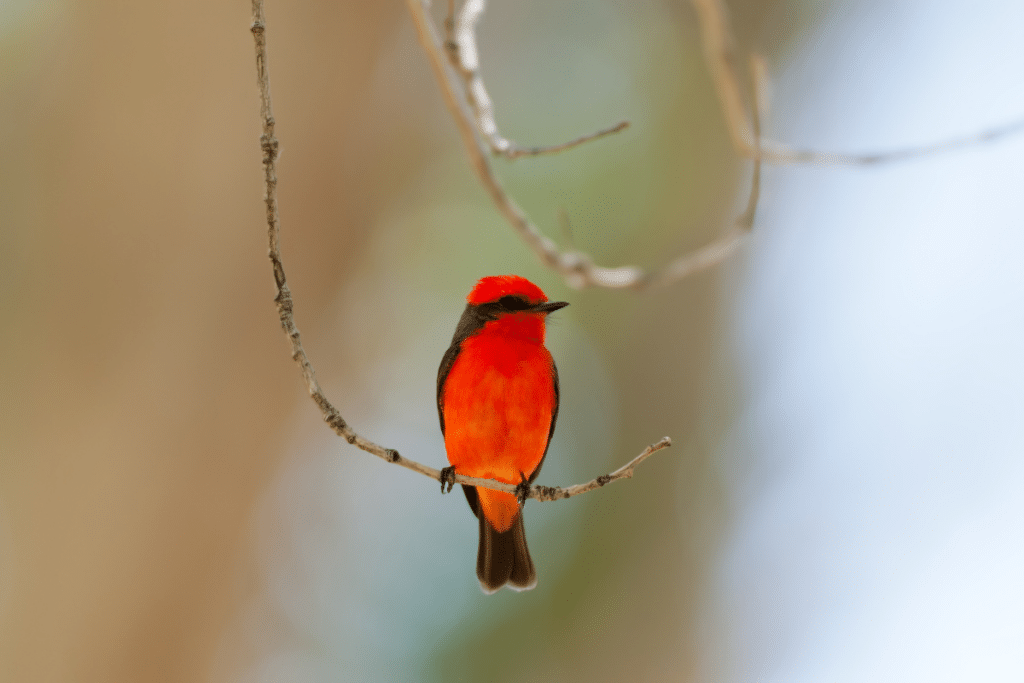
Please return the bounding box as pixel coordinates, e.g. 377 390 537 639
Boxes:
437 275 568 593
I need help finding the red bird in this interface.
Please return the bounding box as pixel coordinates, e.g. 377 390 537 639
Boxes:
437 275 568 592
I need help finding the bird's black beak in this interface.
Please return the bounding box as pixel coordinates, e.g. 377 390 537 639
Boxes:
532 301 569 314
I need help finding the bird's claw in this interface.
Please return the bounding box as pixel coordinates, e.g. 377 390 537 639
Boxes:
515 472 532 507
439 466 457 494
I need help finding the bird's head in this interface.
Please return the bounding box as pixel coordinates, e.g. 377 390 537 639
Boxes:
453 275 569 344
467 275 569 319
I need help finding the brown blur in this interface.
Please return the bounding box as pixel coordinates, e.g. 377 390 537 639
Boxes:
0 1 794 681
0 1 405 680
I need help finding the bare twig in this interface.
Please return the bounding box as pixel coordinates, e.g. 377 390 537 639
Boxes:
431 0 1024 293
250 0 670 501
498 121 631 161
758 117 1024 166
444 0 629 159
528 437 673 501
691 0 1024 166
691 0 753 155
408 0 758 290
641 54 763 289
741 54 763 228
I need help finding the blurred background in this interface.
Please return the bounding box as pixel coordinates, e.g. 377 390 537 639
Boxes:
2 0 1023 681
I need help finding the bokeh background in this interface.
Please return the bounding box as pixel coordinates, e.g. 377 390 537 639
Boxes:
2 0 1023 681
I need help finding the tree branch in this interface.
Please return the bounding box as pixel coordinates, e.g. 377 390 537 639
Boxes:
250 0 671 502
423 0 1024 292
757 116 1024 166
444 0 630 160
690 0 1024 166
691 0 753 155
528 437 672 501
407 0 760 290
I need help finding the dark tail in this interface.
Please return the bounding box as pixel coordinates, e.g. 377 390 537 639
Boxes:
477 509 536 593
463 484 536 593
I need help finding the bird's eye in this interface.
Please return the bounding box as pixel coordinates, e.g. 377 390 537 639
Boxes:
498 296 530 311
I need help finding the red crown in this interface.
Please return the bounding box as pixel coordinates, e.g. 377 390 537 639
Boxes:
467 275 548 305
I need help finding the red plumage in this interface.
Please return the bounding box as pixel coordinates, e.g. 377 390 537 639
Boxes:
466 274 548 306
437 275 567 593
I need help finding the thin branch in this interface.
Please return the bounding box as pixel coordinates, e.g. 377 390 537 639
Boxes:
691 0 753 155
444 0 456 52
528 437 673 501
758 116 1024 166
641 55 763 289
499 121 631 160
408 0 758 290
250 0 670 502
639 225 745 289
432 0 1024 294
741 53 763 228
691 0 1024 166
444 0 629 159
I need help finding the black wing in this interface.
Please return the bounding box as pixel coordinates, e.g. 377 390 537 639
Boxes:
436 340 462 437
528 355 559 484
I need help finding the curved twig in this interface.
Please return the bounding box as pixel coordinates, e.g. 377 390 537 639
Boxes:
756 117 1024 166
422 0 1024 293
250 0 671 502
690 0 1024 166
445 0 630 159
407 0 760 290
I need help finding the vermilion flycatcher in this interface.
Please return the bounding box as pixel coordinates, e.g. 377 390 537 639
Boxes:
437 275 568 593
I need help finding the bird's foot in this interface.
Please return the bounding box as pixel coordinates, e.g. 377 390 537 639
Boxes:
514 472 532 507
439 466 457 494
